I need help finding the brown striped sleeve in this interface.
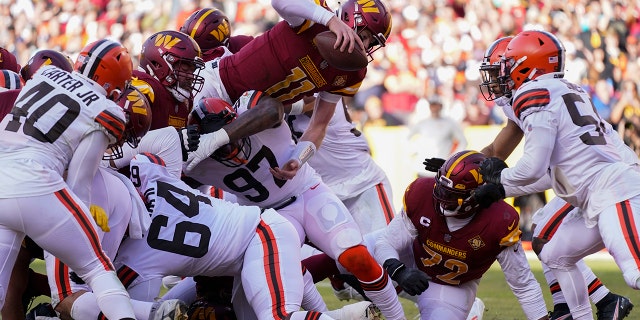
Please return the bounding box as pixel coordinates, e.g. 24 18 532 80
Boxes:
95 110 125 141
512 88 551 119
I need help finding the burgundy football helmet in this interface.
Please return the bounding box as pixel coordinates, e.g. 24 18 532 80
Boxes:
180 8 231 51
139 30 205 102
479 37 512 101
433 150 486 218
0 47 20 73
188 97 251 167
337 0 393 57
0 69 22 91
106 85 152 159
75 39 133 101
20 49 74 81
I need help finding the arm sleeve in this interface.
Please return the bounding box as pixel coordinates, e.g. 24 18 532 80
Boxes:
66 130 110 207
504 174 552 198
500 111 556 186
271 0 334 27
496 242 549 320
109 127 184 178
374 210 417 263
299 98 338 149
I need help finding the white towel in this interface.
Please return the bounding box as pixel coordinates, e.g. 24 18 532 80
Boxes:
101 167 151 239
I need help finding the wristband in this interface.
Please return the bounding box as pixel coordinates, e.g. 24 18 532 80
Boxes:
289 100 304 115
383 258 406 280
289 140 316 166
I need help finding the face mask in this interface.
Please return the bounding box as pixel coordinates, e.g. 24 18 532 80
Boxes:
440 204 460 217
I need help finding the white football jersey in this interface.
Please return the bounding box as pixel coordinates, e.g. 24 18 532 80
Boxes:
0 65 125 197
502 75 640 219
287 99 388 200
116 154 262 277
187 90 321 208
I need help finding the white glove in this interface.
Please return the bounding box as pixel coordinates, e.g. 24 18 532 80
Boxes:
185 129 230 173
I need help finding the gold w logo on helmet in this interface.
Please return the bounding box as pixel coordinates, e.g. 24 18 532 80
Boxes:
124 90 149 115
470 168 484 184
154 34 181 49
357 0 380 13
210 20 231 42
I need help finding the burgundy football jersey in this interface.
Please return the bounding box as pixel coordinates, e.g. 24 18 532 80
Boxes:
0 88 20 118
218 21 367 104
131 70 191 130
202 35 255 62
403 177 521 286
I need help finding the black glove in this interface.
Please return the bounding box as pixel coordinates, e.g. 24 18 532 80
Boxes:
423 157 446 172
185 124 200 152
473 183 506 208
479 157 508 184
383 258 430 296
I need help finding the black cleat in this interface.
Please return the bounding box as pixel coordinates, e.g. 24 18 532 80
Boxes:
25 302 57 320
549 303 573 320
596 294 633 320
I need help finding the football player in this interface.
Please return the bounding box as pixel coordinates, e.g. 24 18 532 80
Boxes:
0 47 20 72
101 94 378 320
186 0 392 178
29 86 187 320
133 30 205 130
119 152 339 320
179 7 254 61
0 38 137 319
0 49 75 320
183 92 404 319
476 36 633 320
478 30 640 319
375 150 549 319
425 35 635 320
286 96 396 299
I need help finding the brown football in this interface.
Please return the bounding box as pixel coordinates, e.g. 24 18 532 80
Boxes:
313 31 368 71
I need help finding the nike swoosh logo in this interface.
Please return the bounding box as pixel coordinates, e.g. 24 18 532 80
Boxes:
310 183 320 190
507 220 516 230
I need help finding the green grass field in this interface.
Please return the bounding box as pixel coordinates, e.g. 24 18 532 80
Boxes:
318 256 635 319
25 257 635 319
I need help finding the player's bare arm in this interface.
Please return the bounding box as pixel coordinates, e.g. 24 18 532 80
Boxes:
480 119 523 160
225 95 284 142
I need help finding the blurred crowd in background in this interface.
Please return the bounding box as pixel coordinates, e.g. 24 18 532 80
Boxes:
2 0 640 238
3 0 640 147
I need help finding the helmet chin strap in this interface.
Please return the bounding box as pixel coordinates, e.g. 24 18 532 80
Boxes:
440 204 462 217
169 86 189 103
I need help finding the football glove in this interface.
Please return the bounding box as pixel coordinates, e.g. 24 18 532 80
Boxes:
185 129 230 173
479 157 508 184
423 157 445 172
383 258 430 296
182 124 200 152
89 204 110 232
473 183 506 208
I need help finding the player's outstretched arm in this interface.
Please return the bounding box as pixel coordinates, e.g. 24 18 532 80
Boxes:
480 119 523 160
187 95 284 173
497 242 549 320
